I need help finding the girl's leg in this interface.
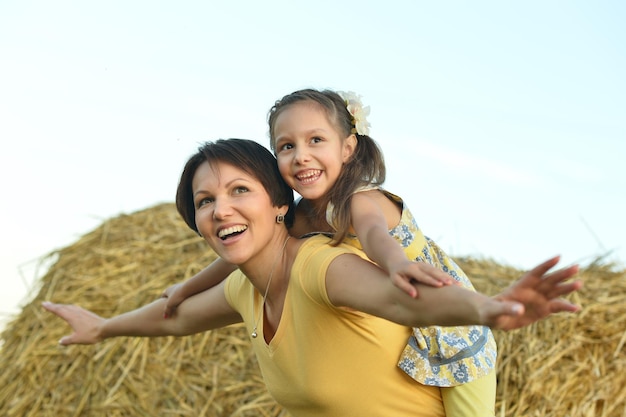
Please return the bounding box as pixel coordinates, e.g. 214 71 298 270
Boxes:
440 371 496 417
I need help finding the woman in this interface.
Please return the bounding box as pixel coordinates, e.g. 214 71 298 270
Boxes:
43 138 581 417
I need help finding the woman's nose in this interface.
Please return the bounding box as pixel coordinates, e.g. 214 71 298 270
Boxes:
212 198 232 220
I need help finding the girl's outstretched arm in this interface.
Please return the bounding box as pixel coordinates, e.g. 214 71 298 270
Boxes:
43 280 242 346
162 257 237 318
351 191 452 298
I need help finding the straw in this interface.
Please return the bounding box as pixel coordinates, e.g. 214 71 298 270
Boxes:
1 203 623 416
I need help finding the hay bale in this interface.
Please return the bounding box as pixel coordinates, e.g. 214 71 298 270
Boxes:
0 203 285 417
0 203 624 416
461 257 626 417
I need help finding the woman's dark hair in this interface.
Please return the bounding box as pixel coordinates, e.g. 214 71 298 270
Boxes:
268 89 386 244
176 138 295 233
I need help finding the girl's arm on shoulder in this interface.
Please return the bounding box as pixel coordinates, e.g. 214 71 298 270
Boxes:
325 252 581 331
163 257 237 317
43 280 242 345
350 191 451 297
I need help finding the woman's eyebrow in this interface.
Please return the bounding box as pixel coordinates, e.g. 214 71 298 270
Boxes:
224 177 252 187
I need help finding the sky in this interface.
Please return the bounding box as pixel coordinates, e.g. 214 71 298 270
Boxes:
1 1 624 330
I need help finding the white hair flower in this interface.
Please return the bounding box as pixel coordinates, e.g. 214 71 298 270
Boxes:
338 91 371 136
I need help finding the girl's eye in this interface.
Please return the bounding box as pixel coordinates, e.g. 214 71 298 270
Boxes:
311 136 323 144
278 143 293 152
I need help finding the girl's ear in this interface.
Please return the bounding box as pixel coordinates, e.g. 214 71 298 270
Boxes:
342 134 358 162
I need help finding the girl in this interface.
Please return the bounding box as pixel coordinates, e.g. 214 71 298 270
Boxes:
166 89 495 415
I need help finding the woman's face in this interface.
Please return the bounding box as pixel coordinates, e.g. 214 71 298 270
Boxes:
192 160 285 266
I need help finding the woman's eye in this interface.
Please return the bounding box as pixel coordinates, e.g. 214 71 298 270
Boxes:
233 187 249 195
197 197 213 208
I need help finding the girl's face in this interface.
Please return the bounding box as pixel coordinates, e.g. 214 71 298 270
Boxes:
273 101 356 203
192 160 286 267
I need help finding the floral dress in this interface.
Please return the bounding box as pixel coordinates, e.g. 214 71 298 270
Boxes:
328 188 497 386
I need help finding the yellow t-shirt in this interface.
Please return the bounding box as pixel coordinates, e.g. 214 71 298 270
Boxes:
329 187 497 390
224 234 446 417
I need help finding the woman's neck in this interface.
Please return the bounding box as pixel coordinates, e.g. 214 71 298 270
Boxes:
306 196 325 211
295 198 333 234
238 232 293 300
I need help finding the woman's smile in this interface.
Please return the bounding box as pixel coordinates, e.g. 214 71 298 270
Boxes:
192 160 283 267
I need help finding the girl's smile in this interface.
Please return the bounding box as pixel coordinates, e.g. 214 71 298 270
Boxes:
294 168 322 185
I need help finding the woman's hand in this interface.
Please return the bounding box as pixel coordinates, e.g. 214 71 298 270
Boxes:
483 256 582 330
42 301 105 345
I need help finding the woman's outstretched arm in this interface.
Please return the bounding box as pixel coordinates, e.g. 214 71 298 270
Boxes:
42 280 242 345
326 254 581 331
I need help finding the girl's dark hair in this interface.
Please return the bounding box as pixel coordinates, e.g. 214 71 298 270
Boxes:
176 138 295 233
268 89 386 244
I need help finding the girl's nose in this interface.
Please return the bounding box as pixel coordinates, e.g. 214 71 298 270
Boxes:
294 147 311 164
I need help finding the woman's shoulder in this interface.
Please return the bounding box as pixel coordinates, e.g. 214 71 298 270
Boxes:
223 269 252 311
293 235 366 267
289 236 368 304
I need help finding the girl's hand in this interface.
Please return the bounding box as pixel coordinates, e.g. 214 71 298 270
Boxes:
390 261 455 298
161 284 185 318
483 256 582 330
41 301 105 345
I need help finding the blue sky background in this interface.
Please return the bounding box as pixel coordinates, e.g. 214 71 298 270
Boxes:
1 1 624 328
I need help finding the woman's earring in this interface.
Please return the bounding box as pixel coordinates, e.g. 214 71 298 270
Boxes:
276 214 285 224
